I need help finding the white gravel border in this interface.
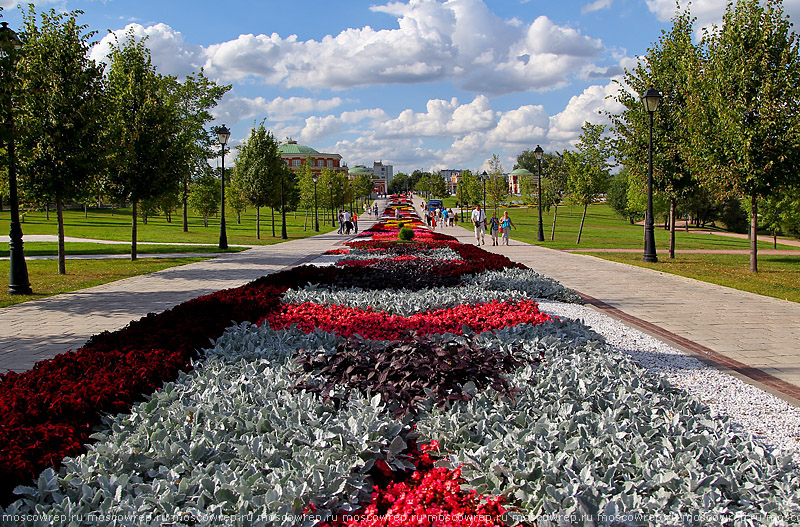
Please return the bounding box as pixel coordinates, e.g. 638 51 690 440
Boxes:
537 299 800 465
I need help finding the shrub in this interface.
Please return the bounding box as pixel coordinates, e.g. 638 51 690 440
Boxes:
398 226 415 241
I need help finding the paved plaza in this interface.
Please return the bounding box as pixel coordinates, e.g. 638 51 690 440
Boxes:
3 198 800 409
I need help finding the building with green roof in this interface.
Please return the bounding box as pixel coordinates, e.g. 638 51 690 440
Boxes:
279 139 346 175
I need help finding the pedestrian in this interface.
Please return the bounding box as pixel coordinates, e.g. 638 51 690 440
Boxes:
337 211 344 234
436 208 444 229
442 208 449 227
353 212 359 233
395 207 400 221
343 210 352 234
489 212 500 246
471 205 486 245
447 208 454 227
373 203 378 216
500 211 516 245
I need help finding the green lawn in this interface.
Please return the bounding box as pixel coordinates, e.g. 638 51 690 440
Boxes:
584 252 800 303
483 202 798 251
0 205 337 308
0 242 248 257
0 257 207 309
1 205 338 245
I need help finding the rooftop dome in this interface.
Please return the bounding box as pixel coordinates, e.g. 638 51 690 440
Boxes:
279 139 320 155
349 166 372 175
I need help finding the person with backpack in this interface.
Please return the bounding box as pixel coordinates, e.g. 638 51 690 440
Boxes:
488 212 500 246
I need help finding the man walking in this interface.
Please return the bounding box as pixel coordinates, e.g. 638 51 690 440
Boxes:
471 205 486 245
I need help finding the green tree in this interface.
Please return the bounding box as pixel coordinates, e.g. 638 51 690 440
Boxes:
187 165 219 227
485 155 507 216
232 121 282 239
689 0 800 272
106 32 180 260
611 8 700 259
226 172 249 224
16 7 106 274
166 71 230 233
607 167 639 224
566 123 611 244
295 158 315 230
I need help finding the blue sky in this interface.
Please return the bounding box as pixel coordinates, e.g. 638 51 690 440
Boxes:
2 0 799 174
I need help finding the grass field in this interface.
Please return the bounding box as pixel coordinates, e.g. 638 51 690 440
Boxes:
0 257 207 309
584 252 800 303
441 200 799 251
0 242 248 258
1 204 339 246
0 204 340 307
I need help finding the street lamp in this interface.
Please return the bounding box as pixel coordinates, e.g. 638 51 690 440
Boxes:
216 124 231 250
534 145 545 242
312 173 319 232
1 22 31 295
642 87 662 263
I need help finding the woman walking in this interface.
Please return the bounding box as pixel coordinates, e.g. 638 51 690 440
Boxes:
500 211 516 245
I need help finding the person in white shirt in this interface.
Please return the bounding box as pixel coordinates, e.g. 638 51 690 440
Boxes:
471 205 486 245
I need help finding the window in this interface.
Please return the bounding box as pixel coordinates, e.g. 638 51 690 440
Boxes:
292 159 300 167
327 160 333 167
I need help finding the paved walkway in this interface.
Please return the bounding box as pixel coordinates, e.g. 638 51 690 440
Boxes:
0 207 385 373
417 199 800 406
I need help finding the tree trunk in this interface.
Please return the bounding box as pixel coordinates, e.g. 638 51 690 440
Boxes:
669 199 676 259
271 207 276 237
256 207 261 240
576 203 587 244
773 230 777 249
550 204 558 241
56 191 66 275
46 201 50 221
203 214 208 228
750 192 758 273
84 203 88 219
131 200 138 261
304 207 308 231
182 192 189 233
281 180 288 240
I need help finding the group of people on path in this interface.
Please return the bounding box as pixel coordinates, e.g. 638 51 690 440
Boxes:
337 210 358 235
470 205 516 246
424 206 457 229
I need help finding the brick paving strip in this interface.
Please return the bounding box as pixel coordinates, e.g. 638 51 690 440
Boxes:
413 198 800 407
0 206 385 373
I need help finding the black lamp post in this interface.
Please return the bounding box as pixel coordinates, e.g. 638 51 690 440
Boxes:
642 87 661 263
534 145 545 242
1 22 31 295
312 173 319 232
216 124 230 249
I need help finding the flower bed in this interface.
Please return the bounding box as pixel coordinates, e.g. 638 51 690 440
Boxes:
1 195 799 526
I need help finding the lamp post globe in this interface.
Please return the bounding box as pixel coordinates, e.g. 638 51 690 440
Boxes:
641 87 662 263
1 22 31 295
216 124 231 250
312 173 319 232
534 145 545 242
